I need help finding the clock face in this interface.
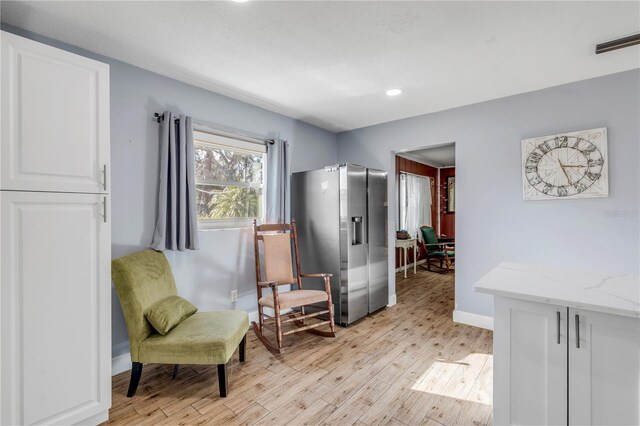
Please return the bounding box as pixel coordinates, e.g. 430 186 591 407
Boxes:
522 128 608 200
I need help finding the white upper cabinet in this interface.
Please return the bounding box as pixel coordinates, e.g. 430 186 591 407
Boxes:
1 31 109 193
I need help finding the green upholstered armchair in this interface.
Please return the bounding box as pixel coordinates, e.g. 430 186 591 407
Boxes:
112 250 249 397
420 226 455 272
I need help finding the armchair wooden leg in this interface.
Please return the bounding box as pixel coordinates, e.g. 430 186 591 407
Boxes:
258 305 264 334
328 303 336 334
274 308 283 350
127 362 143 397
273 288 283 350
172 364 179 380
217 363 228 397
239 335 246 363
325 276 336 335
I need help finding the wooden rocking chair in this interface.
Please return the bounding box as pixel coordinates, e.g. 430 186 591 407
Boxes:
252 219 336 355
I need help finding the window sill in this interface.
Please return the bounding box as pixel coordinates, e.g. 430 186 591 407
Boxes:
197 218 264 231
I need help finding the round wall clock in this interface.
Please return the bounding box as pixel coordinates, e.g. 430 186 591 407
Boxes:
522 128 608 200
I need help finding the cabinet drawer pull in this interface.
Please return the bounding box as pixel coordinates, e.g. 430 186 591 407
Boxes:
575 314 580 349
103 197 107 223
556 311 561 344
103 164 107 191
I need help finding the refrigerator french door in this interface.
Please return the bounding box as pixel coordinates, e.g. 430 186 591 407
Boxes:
292 164 388 325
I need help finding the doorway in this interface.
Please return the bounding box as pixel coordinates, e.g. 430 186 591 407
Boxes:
394 142 456 282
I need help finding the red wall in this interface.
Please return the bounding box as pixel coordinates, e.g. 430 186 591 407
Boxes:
439 167 456 237
395 156 438 268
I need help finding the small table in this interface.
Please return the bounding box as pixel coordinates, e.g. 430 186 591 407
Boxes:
396 238 418 278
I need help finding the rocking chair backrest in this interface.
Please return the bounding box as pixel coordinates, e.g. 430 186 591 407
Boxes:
263 234 295 284
252 219 303 290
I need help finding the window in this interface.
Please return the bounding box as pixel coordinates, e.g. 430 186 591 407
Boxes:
193 130 266 229
399 172 432 237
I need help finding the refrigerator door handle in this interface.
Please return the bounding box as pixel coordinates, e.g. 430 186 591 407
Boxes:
351 216 363 245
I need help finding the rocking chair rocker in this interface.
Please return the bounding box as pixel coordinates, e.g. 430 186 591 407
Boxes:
252 219 336 355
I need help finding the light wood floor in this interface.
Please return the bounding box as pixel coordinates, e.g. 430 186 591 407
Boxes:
105 269 493 425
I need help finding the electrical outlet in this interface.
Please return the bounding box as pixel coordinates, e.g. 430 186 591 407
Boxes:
231 290 238 303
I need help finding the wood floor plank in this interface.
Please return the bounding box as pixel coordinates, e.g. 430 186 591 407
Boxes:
357 378 414 426
222 402 269 425
323 378 391 425
103 270 493 426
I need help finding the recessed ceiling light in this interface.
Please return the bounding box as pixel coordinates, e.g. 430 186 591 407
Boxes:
386 88 402 97
232 0 249 2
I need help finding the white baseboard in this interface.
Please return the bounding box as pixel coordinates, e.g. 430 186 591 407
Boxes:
387 293 397 307
453 309 494 330
112 352 132 376
394 259 426 273
82 410 109 425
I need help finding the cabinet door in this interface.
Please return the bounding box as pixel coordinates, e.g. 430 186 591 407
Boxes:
1 31 109 193
569 308 640 425
494 297 567 425
0 191 111 425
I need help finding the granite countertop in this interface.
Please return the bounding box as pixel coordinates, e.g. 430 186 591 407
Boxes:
475 262 640 319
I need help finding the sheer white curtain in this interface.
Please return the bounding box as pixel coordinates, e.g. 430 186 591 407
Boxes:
399 173 432 238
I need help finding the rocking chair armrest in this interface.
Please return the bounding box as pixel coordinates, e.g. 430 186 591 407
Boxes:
300 273 333 278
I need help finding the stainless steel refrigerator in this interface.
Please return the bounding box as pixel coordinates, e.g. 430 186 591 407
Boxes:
291 163 388 326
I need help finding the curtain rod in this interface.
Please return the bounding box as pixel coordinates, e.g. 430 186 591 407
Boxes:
399 171 432 179
153 112 274 145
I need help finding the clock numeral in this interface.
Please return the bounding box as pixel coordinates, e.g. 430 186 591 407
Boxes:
587 172 601 182
529 176 542 186
557 186 568 197
588 158 604 167
538 142 551 154
541 183 553 194
573 182 587 193
529 152 542 161
572 138 582 149
582 144 597 154
558 136 568 148
525 165 537 173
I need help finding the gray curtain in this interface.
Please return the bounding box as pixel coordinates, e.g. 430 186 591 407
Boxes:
265 139 290 224
151 112 199 251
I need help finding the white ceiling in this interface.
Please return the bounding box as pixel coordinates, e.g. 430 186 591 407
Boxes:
399 143 455 168
2 1 638 133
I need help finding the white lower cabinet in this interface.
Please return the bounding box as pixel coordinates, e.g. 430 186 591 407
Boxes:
569 308 640 426
494 296 640 426
0 191 111 425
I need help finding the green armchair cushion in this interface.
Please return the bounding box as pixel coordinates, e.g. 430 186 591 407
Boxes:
145 295 198 335
428 251 455 258
139 310 249 365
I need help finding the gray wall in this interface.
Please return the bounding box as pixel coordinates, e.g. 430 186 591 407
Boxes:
2 25 339 358
337 69 640 319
